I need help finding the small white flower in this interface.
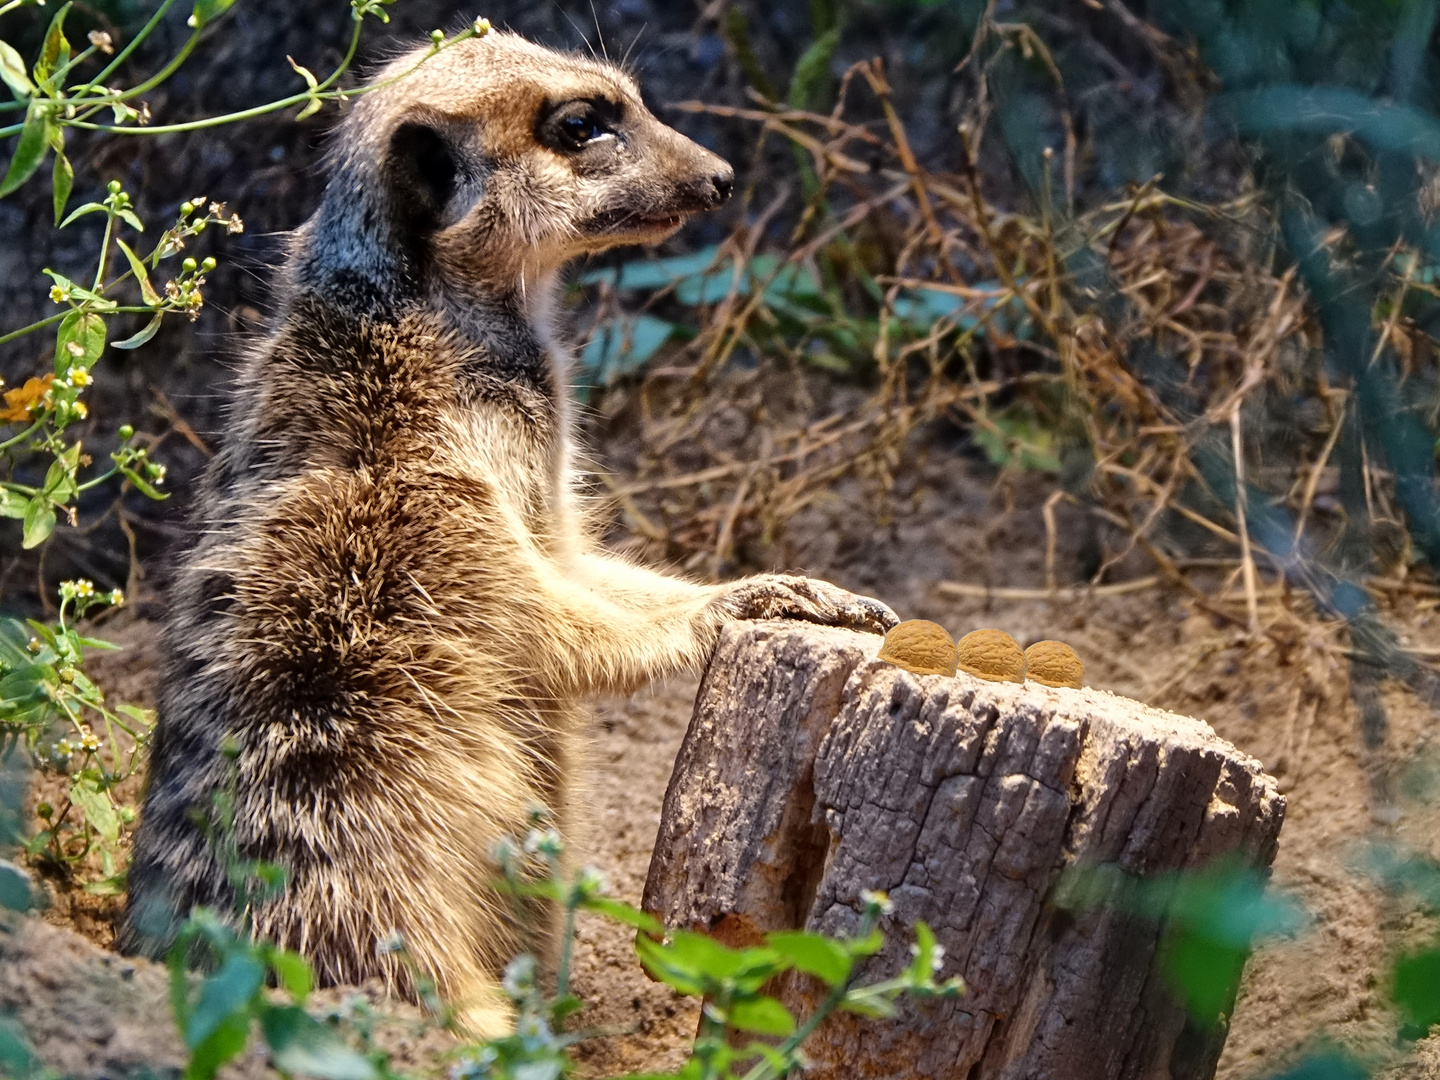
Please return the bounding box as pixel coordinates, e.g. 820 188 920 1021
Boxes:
860 889 894 915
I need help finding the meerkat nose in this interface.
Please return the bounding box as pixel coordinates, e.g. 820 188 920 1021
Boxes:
710 168 734 206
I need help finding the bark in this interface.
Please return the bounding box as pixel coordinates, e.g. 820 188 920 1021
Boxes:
643 620 1285 1080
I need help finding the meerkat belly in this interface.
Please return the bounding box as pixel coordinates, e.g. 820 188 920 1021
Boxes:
130 463 578 981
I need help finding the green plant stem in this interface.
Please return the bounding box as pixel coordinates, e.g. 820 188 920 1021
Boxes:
74 464 119 492
315 11 364 93
0 25 471 138
555 896 578 1001
0 417 46 451
0 311 67 347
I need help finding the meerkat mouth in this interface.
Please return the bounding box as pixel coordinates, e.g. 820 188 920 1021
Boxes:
589 207 690 237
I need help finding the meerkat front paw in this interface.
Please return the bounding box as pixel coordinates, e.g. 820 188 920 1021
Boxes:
719 574 898 635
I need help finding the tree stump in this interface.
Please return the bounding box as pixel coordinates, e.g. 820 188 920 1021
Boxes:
642 621 1285 1080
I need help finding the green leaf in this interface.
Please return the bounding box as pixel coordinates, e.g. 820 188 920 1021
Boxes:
112 313 164 350
186 951 265 1049
908 921 939 983
58 200 107 228
577 245 722 289
972 404 1061 475
33 3 71 88
260 1005 377 1080
117 207 144 232
0 1017 34 1077
268 948 313 1004
116 238 161 306
184 1011 250 1080
188 0 239 29
0 859 32 911
726 995 796 1036
75 636 121 651
0 40 33 100
21 497 55 549
578 314 674 389
1261 1053 1370 1080
0 488 26 519
22 620 57 651
42 458 76 503
120 465 168 501
1159 928 1247 1029
584 895 663 935
51 145 71 224
55 310 105 372
838 988 898 1019
68 775 120 843
0 105 54 199
1394 945 1440 1035
635 933 707 997
82 872 127 896
766 930 852 986
288 57 319 91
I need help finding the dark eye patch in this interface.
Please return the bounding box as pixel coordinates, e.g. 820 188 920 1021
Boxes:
538 97 624 153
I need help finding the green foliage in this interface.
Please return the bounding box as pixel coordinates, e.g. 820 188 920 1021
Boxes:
451 828 961 1080
168 908 381 1080
0 581 146 879
1261 1053 1370 1080
1059 858 1304 1030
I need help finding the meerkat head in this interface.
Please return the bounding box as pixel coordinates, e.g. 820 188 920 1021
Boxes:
294 29 734 314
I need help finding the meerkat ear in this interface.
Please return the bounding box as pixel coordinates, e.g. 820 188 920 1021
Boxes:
384 120 486 234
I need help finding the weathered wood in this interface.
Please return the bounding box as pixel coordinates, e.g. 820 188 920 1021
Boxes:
643 621 1285 1080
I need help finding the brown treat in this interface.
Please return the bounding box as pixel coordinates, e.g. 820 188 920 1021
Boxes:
877 620 958 676
1025 640 1085 689
956 628 1027 684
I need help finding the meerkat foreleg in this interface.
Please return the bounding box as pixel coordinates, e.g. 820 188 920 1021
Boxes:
549 550 896 696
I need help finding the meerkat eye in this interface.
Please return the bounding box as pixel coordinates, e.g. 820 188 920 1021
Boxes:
540 99 621 153
561 114 602 144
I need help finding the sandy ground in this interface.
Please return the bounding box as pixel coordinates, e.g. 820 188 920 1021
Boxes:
14 440 1440 1078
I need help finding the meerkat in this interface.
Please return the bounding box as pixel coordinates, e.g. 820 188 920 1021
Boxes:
119 28 897 1035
